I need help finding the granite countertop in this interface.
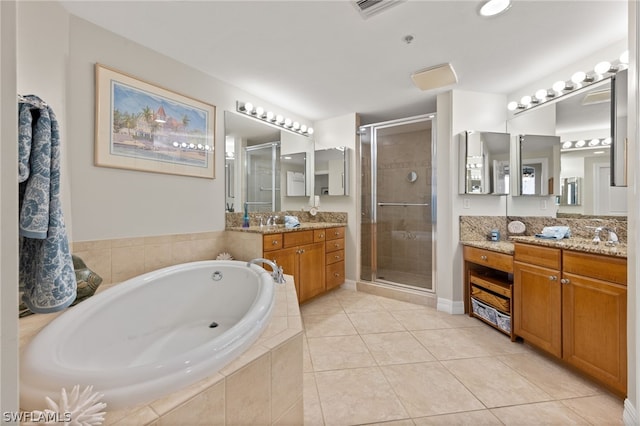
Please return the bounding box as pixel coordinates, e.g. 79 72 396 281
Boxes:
509 235 627 258
226 222 346 234
461 236 627 258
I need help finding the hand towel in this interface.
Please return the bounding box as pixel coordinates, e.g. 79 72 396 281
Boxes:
18 95 76 313
535 226 571 240
285 215 301 229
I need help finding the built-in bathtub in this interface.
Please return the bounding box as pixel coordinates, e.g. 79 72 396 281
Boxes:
20 260 277 412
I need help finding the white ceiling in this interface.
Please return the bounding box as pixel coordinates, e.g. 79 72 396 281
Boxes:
60 0 627 125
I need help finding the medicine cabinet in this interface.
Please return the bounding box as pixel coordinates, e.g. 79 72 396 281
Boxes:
314 147 349 196
458 131 510 195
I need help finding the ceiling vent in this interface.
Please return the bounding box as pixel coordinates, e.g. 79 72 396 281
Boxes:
581 89 611 106
353 0 405 19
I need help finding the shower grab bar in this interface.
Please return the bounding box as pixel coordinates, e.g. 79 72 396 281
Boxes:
377 202 429 207
259 187 280 191
245 201 272 205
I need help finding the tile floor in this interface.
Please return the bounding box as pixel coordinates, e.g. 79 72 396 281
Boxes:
301 287 624 426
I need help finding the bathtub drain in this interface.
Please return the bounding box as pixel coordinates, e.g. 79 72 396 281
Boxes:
209 321 219 328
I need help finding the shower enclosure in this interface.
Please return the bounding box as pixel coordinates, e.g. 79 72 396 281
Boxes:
360 115 436 291
245 142 281 212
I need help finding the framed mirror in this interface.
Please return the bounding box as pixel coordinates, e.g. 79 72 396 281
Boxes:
314 147 349 196
458 131 510 195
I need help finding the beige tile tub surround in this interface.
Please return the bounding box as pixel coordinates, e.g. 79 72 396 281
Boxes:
19 275 303 426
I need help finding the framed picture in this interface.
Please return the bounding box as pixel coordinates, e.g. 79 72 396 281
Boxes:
95 64 216 179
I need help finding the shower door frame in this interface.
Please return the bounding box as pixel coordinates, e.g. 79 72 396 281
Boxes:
361 114 437 293
245 141 280 212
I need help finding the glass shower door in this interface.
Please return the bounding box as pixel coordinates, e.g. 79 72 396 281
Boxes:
245 142 280 213
360 116 435 291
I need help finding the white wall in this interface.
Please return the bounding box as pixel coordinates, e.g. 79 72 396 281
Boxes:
0 0 19 416
436 90 507 313
313 113 358 281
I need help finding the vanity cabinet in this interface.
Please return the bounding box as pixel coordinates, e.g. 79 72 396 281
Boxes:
262 226 346 303
463 246 514 340
514 242 627 395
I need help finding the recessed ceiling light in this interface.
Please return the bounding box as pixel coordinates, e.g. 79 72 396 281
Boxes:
479 0 511 17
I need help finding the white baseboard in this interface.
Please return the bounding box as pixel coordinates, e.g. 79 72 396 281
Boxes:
624 399 638 426
340 279 357 291
437 298 465 314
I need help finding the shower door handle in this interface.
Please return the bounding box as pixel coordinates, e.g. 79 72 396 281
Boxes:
377 202 429 207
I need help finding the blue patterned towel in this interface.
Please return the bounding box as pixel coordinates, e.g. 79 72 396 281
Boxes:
18 95 76 313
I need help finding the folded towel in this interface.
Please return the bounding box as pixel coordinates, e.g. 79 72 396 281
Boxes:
285 215 301 229
535 226 571 240
19 96 76 313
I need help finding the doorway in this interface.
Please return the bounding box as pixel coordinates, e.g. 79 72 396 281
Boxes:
360 115 436 291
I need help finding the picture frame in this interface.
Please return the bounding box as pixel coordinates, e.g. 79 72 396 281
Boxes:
95 64 216 179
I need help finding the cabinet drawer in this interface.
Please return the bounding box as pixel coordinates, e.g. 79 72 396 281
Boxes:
263 233 283 252
326 261 345 289
471 284 510 313
326 227 345 241
463 246 513 273
326 249 344 265
314 229 327 242
283 230 313 248
326 238 345 253
469 272 512 298
563 250 627 285
514 243 561 270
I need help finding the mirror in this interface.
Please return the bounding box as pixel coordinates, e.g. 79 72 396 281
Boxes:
458 131 510 195
516 134 560 196
560 177 581 206
225 111 314 212
314 147 349 196
507 76 627 216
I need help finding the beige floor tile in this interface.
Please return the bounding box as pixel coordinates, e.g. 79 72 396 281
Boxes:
303 335 314 372
301 294 344 316
411 328 493 360
498 352 602 399
304 373 325 426
442 357 551 408
376 296 428 312
381 362 485 418
561 394 625 425
362 331 436 365
334 292 387 313
347 311 406 334
413 409 502 425
491 401 591 425
307 335 377 371
303 312 357 337
470 325 530 355
436 312 486 328
390 309 452 331
366 420 415 426
315 367 409 425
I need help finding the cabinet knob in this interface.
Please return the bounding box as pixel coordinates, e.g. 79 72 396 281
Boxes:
272 240 279 245
335 255 340 259
549 275 558 281
560 278 570 284
319 234 324 238
335 243 340 248
334 272 340 277
335 231 340 236
480 255 488 261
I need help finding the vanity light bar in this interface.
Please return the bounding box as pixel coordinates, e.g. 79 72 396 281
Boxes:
561 137 612 151
236 101 314 137
507 52 629 112
171 141 212 152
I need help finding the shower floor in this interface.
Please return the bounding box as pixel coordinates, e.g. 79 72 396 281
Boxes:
375 268 432 291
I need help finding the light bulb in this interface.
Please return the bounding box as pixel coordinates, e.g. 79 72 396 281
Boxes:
301 124 308 133
535 89 548 101
307 128 314 135
520 95 532 105
552 81 567 93
574 140 586 148
197 144 203 150
189 143 195 149
594 61 612 75
479 0 511 17
589 138 601 146
181 142 188 148
284 118 293 128
244 102 254 114
507 101 519 111
266 111 275 121
172 141 179 147
571 71 586 84
293 121 300 130
620 50 629 64
275 115 284 124
562 141 573 149
602 137 612 145
255 106 265 117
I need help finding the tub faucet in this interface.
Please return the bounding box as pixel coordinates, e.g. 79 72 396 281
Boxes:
247 258 286 284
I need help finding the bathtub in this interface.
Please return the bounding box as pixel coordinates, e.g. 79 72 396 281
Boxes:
20 260 276 411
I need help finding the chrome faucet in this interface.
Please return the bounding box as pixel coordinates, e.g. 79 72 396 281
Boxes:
247 258 286 284
266 215 279 226
592 226 619 245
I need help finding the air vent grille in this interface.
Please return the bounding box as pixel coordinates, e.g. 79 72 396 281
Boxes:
581 89 611 106
354 0 405 19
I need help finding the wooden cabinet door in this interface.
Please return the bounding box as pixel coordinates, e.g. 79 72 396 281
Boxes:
562 272 627 395
266 247 298 299
298 242 326 303
514 261 562 357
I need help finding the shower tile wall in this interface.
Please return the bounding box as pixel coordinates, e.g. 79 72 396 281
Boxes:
376 129 432 279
